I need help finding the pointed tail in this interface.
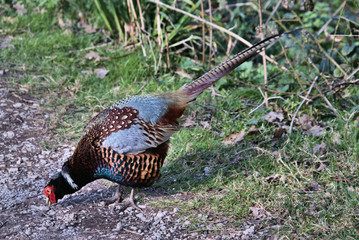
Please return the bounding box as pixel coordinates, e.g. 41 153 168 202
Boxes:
180 30 295 100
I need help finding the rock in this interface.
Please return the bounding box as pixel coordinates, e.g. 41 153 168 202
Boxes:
113 222 123 232
154 211 167 221
136 213 150 222
183 220 191 227
173 207 179 213
13 103 22 108
3 131 14 139
204 166 212 176
30 205 49 211
8 167 19 173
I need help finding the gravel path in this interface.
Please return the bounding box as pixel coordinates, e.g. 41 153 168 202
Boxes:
0 78 269 239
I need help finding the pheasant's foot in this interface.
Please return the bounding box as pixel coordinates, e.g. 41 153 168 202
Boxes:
128 188 142 211
113 188 142 212
104 185 123 206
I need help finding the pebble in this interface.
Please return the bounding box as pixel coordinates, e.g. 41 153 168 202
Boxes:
136 213 150 222
203 166 212 176
3 131 15 139
13 103 22 108
8 167 19 173
183 220 191 227
113 222 123 232
30 205 50 212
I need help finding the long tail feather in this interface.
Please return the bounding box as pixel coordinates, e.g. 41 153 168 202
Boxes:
181 30 296 100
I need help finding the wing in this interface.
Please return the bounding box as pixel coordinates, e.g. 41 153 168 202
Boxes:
86 95 179 155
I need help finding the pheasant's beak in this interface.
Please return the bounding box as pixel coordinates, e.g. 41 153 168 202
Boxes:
46 197 51 207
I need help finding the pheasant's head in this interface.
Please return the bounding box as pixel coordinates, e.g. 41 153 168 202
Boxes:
43 170 79 206
43 182 57 205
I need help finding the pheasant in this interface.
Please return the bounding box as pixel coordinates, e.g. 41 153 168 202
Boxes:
43 31 292 209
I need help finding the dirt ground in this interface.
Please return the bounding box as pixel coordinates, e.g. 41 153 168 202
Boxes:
0 76 273 239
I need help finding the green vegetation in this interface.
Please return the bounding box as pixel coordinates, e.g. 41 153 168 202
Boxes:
1 0 358 238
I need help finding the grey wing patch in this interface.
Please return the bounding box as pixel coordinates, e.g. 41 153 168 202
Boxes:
115 94 169 125
101 118 178 155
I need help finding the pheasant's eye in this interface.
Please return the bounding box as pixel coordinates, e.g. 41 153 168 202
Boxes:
46 189 51 193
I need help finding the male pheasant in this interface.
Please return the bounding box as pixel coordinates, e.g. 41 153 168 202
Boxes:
43 32 291 208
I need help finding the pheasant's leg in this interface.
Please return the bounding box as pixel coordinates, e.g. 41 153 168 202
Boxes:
128 188 142 211
105 185 123 205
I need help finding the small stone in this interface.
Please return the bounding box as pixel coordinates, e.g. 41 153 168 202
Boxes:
173 207 179 213
203 166 212 176
13 103 22 108
183 221 191 227
113 222 123 232
30 205 49 211
216 223 224 228
154 211 167 221
3 131 15 139
8 167 18 173
136 213 150 222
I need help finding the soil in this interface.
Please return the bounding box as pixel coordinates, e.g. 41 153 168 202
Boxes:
0 76 272 239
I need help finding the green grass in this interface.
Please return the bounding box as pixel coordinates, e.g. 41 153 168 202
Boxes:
1 3 358 239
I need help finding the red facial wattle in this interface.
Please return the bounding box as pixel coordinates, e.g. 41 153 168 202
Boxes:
43 186 57 203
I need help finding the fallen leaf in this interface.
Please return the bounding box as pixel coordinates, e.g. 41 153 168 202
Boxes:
81 70 92 75
84 51 100 62
222 130 246 145
249 207 265 219
13 3 27 15
316 162 327 172
265 174 279 181
81 22 97 34
273 127 285 139
263 111 284 122
332 132 341 144
299 114 313 131
0 37 15 49
175 69 195 79
310 181 321 191
200 121 211 129
125 23 136 36
94 68 109 79
248 125 260 134
185 143 192 153
57 13 72 29
347 186 355 193
308 125 325 137
312 142 326 155
182 116 196 127
3 16 16 24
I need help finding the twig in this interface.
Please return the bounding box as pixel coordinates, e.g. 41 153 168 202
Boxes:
200 0 205 65
289 76 317 135
277 151 300 184
169 35 194 48
314 82 343 120
68 42 113 53
233 78 298 95
258 0 268 107
156 1 162 69
317 1 346 36
208 0 213 65
129 0 147 56
163 23 171 70
150 0 290 74
249 96 285 114
265 0 282 25
123 228 143 235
